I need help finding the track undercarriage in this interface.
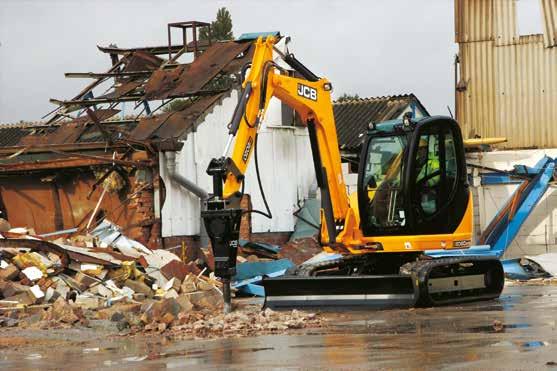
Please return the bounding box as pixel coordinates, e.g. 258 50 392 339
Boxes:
263 253 505 309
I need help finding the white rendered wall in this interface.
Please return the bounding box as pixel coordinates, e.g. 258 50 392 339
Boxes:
468 149 557 258
160 90 315 237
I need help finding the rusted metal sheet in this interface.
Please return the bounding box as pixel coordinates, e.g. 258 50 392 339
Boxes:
0 142 131 156
0 157 120 172
97 44 185 56
122 51 163 72
21 109 121 146
71 109 121 125
0 170 153 245
153 93 225 139
112 51 163 98
113 80 144 98
454 0 494 43
129 112 174 141
129 93 225 141
541 0 557 48
221 44 254 74
143 64 190 101
144 41 250 100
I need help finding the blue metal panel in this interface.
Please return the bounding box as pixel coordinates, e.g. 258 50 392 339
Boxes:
240 283 265 296
234 259 294 281
501 258 531 280
233 269 287 297
490 160 554 257
481 173 522 185
427 157 555 260
238 31 280 41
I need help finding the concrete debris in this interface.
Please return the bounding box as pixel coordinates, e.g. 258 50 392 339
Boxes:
0 264 20 281
165 307 323 339
0 218 329 337
22 267 44 281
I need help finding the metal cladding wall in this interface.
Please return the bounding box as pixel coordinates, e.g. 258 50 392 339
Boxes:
541 0 557 48
455 0 557 149
159 91 316 237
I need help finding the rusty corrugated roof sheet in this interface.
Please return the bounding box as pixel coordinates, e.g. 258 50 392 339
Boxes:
0 30 253 152
333 94 429 150
0 123 55 147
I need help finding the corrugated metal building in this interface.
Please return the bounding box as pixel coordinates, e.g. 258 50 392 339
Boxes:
455 0 557 257
455 0 557 149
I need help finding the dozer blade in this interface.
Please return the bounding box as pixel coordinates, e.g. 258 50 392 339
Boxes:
262 275 418 309
262 256 505 309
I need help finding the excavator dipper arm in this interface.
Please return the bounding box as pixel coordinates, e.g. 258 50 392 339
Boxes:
221 36 349 245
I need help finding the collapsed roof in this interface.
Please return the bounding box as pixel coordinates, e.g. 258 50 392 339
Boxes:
0 21 256 159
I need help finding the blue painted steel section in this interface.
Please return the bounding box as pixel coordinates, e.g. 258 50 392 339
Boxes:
240 283 265 296
501 259 531 280
489 159 554 257
238 31 280 41
481 173 522 185
233 269 287 297
427 157 555 260
234 259 294 281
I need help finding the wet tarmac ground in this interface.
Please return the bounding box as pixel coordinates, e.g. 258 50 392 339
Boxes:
2 284 557 370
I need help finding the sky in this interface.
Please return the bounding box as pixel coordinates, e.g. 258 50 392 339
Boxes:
0 0 508 123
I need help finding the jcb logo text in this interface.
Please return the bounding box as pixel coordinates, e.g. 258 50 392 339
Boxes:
297 84 317 101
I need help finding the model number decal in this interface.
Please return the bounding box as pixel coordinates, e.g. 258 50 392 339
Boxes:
453 239 471 248
297 83 317 101
242 137 253 163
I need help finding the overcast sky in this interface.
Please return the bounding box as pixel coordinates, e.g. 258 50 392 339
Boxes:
0 1 480 123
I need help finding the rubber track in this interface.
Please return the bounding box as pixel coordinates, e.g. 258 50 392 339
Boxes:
296 255 369 277
400 256 504 306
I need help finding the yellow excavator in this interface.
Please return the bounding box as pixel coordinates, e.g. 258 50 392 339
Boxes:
201 36 504 312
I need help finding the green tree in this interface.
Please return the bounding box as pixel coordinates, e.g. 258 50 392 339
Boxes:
199 7 234 41
336 93 360 102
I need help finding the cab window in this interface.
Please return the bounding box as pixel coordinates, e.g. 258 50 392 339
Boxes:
363 135 407 229
413 127 458 218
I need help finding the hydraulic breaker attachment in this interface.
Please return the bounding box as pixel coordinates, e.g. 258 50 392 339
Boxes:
202 156 243 313
202 208 242 313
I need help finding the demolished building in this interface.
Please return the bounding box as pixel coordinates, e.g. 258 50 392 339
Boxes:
0 22 315 250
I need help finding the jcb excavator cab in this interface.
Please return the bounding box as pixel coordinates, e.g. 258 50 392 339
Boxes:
358 116 469 237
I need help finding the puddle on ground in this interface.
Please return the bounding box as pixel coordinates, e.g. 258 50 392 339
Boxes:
3 285 557 370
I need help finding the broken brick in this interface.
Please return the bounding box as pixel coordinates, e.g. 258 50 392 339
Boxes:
0 265 20 281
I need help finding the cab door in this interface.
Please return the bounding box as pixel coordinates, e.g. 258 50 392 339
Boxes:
404 117 469 235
